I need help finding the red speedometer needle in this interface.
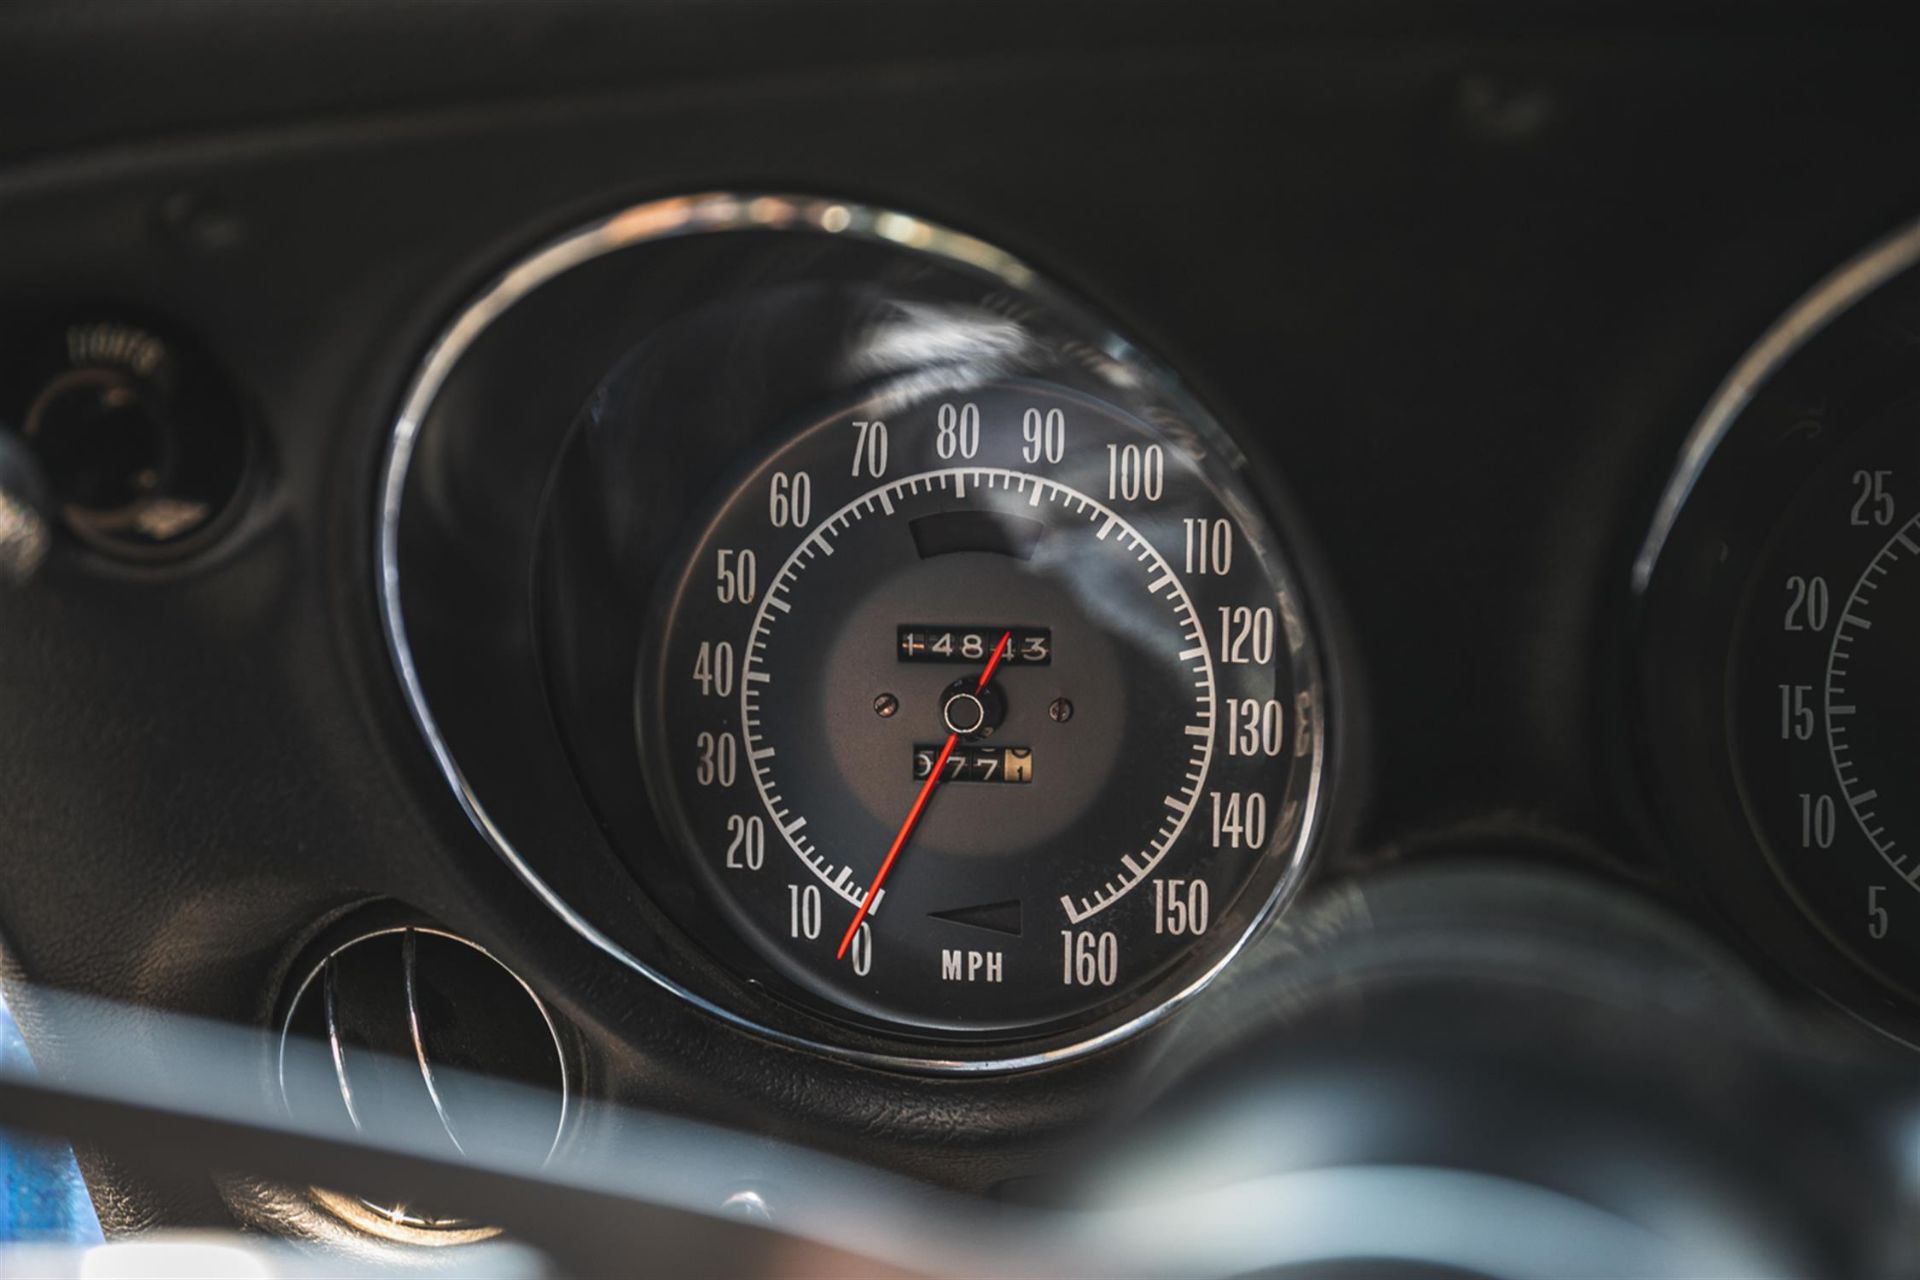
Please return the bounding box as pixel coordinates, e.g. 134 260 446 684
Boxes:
837 630 1013 961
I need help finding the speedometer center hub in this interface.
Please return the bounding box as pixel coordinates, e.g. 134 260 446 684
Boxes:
941 689 989 737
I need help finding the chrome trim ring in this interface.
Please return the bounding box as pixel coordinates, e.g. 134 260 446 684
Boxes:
1633 216 1920 595
376 192 1328 1073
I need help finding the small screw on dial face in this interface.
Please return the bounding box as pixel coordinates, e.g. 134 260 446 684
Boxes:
1049 697 1074 723
872 692 899 719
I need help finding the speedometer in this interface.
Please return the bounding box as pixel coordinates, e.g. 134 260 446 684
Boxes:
382 192 1332 1066
646 378 1320 1038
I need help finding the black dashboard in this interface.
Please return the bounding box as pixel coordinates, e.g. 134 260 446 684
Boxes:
7 3 1920 1268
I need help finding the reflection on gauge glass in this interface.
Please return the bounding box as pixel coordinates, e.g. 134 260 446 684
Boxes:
643 376 1322 1039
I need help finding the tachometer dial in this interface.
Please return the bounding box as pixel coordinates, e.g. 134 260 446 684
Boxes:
1639 215 1920 1038
647 380 1319 1038
1727 420 1920 992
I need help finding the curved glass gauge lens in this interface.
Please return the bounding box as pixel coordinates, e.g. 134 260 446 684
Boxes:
386 192 1334 1063
644 378 1321 1038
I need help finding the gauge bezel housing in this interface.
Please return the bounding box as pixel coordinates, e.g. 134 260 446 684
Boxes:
377 192 1335 1071
1633 214 1920 1048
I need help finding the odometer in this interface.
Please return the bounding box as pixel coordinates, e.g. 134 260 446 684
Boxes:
645 380 1321 1039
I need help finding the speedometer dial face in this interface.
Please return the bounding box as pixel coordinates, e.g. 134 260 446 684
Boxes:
645 380 1321 1039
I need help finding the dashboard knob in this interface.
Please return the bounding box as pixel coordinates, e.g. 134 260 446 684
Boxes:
4 319 250 561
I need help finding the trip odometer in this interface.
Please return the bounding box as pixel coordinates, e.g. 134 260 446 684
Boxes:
646 380 1321 1040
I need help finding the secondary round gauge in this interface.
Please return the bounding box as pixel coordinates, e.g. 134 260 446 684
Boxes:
1726 415 1920 991
1639 215 1920 1038
383 192 1332 1066
645 378 1321 1038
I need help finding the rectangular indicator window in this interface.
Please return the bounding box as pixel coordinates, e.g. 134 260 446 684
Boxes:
913 745 1034 784
897 626 1051 665
908 511 1045 560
